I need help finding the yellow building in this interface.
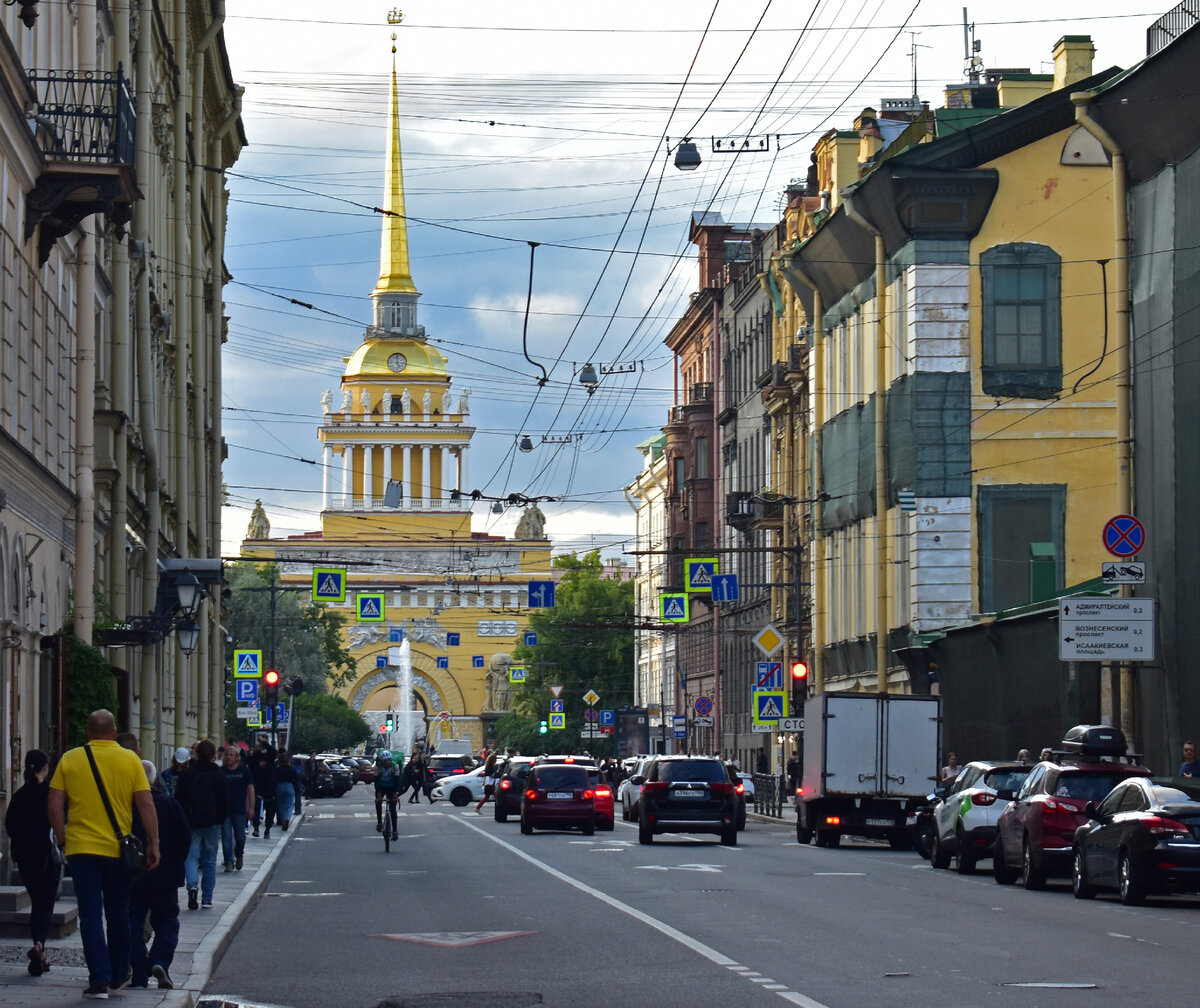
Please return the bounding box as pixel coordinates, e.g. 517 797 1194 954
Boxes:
241 47 552 752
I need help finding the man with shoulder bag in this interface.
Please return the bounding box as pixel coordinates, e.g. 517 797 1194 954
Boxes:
48 709 161 999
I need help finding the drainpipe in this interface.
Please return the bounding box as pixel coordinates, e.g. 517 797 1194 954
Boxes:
1071 91 1133 741
711 295 723 755
784 263 826 692
844 199 890 694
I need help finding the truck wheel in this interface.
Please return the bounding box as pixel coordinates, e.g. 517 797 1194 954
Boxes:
797 821 813 845
930 831 951 869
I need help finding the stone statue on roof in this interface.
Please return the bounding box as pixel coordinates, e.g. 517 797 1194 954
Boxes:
246 499 270 540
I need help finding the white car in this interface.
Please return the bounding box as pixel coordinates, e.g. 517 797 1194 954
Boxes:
930 760 1033 874
619 756 653 821
430 765 487 806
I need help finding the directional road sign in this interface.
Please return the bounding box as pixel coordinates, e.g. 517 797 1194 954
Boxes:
528 581 556 607
1059 597 1155 660
1103 514 1146 558
711 573 739 602
390 627 404 643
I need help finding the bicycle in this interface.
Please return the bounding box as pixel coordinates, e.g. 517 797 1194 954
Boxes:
382 794 398 852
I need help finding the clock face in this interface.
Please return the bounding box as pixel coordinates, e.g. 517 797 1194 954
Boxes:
387 352 408 373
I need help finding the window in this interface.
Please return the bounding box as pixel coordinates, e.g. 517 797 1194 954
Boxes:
978 485 1065 613
695 437 709 478
673 456 685 496
981 243 1062 398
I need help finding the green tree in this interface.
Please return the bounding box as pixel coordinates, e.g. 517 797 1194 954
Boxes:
223 561 355 742
287 693 372 752
505 551 633 755
65 633 117 748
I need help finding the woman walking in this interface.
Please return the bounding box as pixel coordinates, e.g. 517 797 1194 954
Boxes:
4 749 63 976
274 752 300 831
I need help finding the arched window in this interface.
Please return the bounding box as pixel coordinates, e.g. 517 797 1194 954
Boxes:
980 243 1062 398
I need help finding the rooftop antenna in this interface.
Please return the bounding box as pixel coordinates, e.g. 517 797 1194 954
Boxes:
908 31 930 105
962 7 983 84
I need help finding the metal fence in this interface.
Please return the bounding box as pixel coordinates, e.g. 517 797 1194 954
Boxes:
751 772 790 819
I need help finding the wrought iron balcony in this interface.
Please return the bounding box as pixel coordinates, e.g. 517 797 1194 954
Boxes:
24 66 138 264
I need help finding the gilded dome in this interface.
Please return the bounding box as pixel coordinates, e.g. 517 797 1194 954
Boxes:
343 339 448 380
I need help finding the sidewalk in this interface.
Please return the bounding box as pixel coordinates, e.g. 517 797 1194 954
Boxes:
0 814 298 1006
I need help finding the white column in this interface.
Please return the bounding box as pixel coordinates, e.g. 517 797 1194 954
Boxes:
457 445 468 498
420 445 430 508
363 443 374 510
322 444 330 510
342 444 353 507
383 442 393 485
440 446 450 500
403 444 412 508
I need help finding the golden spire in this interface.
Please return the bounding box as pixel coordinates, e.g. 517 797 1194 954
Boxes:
373 14 418 297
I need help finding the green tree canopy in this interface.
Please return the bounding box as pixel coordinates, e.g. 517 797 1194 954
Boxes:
287 692 372 753
500 551 634 756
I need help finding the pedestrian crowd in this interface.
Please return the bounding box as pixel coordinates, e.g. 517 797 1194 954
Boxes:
5 713 309 999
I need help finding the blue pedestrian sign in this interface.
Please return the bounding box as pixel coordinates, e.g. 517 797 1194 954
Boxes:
235 680 258 703
599 709 614 726
660 593 689 623
712 573 739 602
528 581 556 607
357 593 385 622
509 665 527 683
233 649 261 680
685 558 718 593
752 690 788 728
312 568 346 602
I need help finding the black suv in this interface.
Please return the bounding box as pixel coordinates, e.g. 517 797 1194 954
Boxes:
638 755 738 846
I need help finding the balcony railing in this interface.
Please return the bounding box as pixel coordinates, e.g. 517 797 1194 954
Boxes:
28 67 135 165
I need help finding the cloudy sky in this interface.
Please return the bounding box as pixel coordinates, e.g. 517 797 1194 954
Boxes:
218 0 1158 560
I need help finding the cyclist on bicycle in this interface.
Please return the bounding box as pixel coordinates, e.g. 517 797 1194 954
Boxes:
374 750 402 839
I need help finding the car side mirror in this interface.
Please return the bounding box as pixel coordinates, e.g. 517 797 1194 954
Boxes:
630 775 645 785
1084 801 1099 820
933 785 947 799
995 788 1015 801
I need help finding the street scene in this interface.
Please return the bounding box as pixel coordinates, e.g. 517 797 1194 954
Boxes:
5 1 1200 1006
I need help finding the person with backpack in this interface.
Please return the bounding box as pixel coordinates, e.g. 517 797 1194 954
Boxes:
173 739 228 911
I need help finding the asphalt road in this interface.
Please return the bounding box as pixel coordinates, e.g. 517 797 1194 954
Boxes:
206 787 1200 1008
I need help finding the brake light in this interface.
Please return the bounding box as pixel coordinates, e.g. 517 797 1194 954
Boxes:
525 789 538 801
642 781 669 794
1042 797 1081 815
499 780 511 791
711 781 733 794
796 786 804 797
583 789 594 800
595 787 611 798
971 793 997 806
1143 815 1191 838
824 816 841 826
735 782 745 796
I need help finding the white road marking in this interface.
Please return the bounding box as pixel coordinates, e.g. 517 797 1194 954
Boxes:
452 816 831 1008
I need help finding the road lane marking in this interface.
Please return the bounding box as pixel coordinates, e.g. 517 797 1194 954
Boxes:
451 816 831 1008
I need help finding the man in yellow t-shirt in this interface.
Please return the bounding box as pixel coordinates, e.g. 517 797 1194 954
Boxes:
48 710 160 999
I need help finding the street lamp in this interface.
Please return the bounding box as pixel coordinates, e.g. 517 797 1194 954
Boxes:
673 139 702 171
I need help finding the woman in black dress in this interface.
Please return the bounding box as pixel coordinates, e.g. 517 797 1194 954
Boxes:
3 749 62 976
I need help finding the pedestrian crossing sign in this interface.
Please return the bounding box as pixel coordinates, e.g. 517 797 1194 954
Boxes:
752 690 788 728
685 558 718 593
509 665 527 683
660 593 689 623
549 713 565 730
356 593 385 622
233 649 262 680
312 568 346 602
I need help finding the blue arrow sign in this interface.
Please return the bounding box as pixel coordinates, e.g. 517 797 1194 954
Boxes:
528 581 556 607
712 573 740 602
389 627 404 643
524 631 538 646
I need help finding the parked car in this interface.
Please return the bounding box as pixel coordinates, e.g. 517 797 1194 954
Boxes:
930 760 1032 874
520 762 595 836
494 756 536 822
994 726 1151 889
1072 777 1200 905
431 766 487 806
351 757 377 784
638 755 738 846
294 754 353 798
534 755 613 830
619 756 652 822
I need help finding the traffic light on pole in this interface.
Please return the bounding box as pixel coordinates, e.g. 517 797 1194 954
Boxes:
385 711 395 732
791 660 809 709
263 669 280 707
539 719 548 734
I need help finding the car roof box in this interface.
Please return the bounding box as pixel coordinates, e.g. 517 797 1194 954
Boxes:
1061 724 1127 758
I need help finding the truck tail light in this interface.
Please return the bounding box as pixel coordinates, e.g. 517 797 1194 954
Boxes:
824 815 841 826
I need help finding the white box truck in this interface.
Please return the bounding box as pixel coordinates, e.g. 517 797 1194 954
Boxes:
797 692 940 848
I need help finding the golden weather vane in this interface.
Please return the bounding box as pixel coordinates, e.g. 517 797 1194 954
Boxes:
388 9 403 25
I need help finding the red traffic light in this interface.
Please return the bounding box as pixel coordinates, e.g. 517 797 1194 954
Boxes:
263 669 281 686
791 661 809 681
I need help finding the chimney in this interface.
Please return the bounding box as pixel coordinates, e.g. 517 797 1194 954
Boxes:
1053 35 1095 91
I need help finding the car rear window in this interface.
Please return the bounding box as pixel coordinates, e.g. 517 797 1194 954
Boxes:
533 766 588 790
985 769 1030 792
1055 770 1144 801
653 759 725 783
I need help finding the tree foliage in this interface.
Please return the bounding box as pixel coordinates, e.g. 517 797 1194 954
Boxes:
223 561 355 740
500 551 633 756
65 633 117 748
287 692 372 753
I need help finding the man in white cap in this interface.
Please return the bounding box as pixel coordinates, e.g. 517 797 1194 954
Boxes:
160 747 191 798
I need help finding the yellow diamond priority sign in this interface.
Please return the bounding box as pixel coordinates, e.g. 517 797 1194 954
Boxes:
752 624 784 656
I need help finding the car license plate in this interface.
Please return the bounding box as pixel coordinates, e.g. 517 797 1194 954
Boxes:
675 789 703 798
547 792 573 799
866 818 892 826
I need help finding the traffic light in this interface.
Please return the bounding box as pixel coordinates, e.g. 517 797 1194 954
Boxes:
539 719 548 734
791 660 809 683
385 712 395 732
263 669 280 707
284 675 305 696
791 660 809 710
